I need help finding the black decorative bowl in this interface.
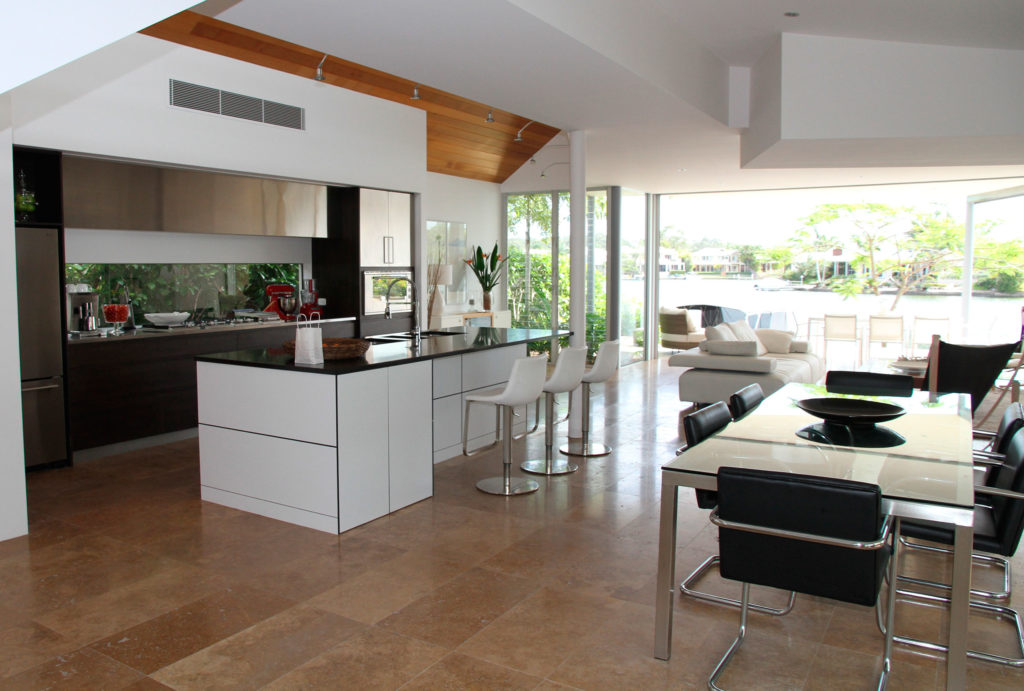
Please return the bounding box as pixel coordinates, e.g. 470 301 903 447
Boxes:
795 397 906 426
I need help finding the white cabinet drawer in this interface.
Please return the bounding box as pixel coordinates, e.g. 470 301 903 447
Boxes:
388 361 432 510
461 344 526 391
337 369 389 533
199 425 337 519
432 355 462 399
197 362 336 446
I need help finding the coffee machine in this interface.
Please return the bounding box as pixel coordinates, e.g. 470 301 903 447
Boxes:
298 278 324 319
66 286 100 333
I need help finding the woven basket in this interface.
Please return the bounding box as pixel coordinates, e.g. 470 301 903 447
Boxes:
282 337 371 360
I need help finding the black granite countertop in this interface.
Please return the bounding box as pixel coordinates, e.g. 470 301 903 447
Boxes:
195 327 569 375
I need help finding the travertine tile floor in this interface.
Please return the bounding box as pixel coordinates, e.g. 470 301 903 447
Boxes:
3 356 1023 689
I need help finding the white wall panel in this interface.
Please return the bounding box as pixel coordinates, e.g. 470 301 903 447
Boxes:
0 95 28 542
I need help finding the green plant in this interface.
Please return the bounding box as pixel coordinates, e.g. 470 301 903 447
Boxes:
465 243 507 293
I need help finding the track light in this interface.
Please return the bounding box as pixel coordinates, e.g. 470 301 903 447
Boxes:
314 54 327 81
486 110 494 123
514 120 534 142
411 86 421 100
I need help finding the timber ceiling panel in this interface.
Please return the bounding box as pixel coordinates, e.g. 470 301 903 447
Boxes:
140 11 560 184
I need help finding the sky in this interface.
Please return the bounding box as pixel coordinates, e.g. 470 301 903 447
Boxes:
658 176 1024 248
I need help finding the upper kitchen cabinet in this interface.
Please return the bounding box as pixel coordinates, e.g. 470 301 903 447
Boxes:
355 188 412 268
12 146 62 227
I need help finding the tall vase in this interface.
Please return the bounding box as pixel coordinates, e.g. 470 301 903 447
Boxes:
483 291 492 311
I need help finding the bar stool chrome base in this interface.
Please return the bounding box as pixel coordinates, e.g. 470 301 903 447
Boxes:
558 380 612 457
559 439 611 457
522 390 580 474
521 456 578 475
476 476 540 495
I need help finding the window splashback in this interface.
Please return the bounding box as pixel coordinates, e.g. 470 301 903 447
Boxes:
66 263 300 321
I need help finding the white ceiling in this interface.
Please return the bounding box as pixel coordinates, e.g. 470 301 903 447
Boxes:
196 0 1024 194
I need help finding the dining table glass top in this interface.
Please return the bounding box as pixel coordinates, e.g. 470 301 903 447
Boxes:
663 382 975 510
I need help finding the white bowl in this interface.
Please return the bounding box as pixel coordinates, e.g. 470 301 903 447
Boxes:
145 311 190 326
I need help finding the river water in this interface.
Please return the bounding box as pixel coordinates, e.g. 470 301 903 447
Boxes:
622 276 1023 347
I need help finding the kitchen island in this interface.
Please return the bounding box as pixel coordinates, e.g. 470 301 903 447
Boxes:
195 327 567 533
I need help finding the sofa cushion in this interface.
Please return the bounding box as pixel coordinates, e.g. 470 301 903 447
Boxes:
790 340 809 353
686 310 701 333
669 349 777 373
705 324 736 342
705 340 759 357
756 329 794 354
725 320 767 356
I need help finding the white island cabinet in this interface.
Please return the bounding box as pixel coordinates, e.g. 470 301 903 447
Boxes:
196 359 431 534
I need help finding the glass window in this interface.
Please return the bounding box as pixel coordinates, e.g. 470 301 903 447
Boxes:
65 263 300 322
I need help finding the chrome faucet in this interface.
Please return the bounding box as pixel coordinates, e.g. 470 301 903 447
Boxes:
383 276 420 348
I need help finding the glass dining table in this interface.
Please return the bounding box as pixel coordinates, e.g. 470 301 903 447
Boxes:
653 382 975 689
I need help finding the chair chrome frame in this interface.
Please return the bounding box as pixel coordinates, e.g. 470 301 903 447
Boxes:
680 555 796 616
891 484 1024 667
707 511 897 690
897 536 1011 601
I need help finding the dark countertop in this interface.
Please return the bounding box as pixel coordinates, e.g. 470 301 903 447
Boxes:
195 327 569 375
68 316 357 344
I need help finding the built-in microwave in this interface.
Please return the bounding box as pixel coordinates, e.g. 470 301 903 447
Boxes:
363 270 414 315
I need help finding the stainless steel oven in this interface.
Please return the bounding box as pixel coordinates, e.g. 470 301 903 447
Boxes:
363 270 413 315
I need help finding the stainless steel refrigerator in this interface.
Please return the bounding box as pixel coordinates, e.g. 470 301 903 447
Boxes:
16 226 67 468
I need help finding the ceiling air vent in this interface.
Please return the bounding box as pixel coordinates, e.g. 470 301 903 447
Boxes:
169 79 305 130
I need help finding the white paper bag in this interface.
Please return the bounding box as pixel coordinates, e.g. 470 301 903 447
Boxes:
294 314 324 365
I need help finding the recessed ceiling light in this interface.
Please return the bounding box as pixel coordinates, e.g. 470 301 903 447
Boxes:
677 168 687 173
784 11 799 18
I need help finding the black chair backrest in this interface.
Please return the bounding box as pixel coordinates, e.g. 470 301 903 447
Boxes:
728 383 765 420
994 402 1024 456
987 429 1024 556
826 370 914 397
716 467 887 607
683 401 732 447
922 338 1021 413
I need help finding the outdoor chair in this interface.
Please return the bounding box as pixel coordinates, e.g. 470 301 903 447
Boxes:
708 467 897 690
911 316 950 357
895 429 1024 666
867 314 904 359
823 314 860 367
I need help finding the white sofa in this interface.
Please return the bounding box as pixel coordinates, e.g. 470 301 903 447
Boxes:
668 321 824 405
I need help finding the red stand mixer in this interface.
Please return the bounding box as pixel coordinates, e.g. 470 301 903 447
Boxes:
265 284 298 321
298 278 324 319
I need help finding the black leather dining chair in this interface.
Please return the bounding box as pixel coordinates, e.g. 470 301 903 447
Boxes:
923 335 1022 414
894 429 1024 666
825 370 914 397
727 383 764 420
708 467 897 690
679 400 797 617
682 401 732 510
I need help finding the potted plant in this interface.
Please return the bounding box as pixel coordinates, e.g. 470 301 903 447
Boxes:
466 243 507 311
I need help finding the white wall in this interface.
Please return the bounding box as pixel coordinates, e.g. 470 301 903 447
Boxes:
0 94 29 541
11 34 427 193
0 0 197 95
740 37 782 168
781 34 1024 140
422 173 503 309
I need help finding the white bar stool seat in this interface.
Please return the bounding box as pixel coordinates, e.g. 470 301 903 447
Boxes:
463 355 548 495
522 346 588 475
561 340 620 457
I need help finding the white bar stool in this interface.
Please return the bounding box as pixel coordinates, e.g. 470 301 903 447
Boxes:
560 340 620 457
463 355 548 495
521 346 588 475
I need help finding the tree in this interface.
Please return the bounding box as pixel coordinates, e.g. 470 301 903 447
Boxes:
881 211 964 310
507 194 553 318
974 237 1024 293
790 211 840 284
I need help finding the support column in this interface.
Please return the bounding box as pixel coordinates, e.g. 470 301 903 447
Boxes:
568 130 586 438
